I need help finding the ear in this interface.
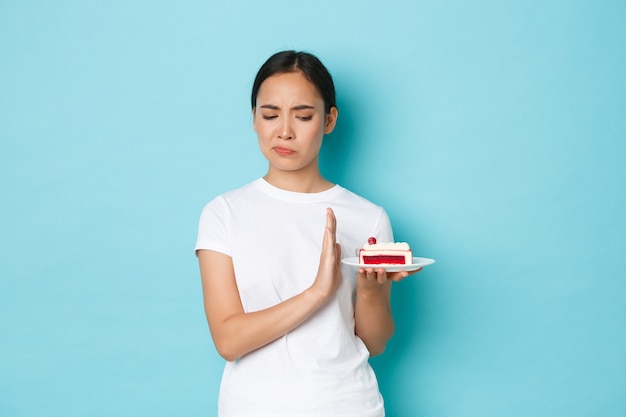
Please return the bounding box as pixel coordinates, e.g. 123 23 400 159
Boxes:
323 106 338 134
252 108 257 132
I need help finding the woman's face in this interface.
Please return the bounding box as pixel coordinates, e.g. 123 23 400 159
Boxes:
253 71 337 177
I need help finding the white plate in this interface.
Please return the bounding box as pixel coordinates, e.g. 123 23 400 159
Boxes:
341 257 436 272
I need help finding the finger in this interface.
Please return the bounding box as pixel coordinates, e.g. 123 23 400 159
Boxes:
321 209 335 249
357 268 367 280
365 268 377 281
408 267 423 276
402 267 422 277
388 267 421 282
377 268 387 285
326 207 336 234
335 243 342 266
390 271 409 282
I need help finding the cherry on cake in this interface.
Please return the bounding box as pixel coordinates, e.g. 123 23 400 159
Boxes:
358 237 412 265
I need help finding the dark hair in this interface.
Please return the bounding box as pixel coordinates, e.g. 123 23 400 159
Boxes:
251 50 337 113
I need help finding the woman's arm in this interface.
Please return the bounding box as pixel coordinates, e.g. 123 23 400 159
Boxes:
198 208 342 361
354 268 420 356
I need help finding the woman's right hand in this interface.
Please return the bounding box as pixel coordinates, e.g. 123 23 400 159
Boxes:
198 207 343 361
310 208 343 300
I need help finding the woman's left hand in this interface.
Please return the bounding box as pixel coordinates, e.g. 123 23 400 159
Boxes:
357 267 422 287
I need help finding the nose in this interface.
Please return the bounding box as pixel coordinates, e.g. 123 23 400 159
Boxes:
278 118 294 140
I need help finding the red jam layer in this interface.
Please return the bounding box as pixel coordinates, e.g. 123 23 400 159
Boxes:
362 255 407 265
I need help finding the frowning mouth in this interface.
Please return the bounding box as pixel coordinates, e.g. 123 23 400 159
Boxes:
273 146 295 156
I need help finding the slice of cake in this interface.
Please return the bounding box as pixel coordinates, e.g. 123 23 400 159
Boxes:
359 237 412 265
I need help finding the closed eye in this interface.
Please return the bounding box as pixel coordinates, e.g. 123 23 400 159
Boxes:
262 115 278 120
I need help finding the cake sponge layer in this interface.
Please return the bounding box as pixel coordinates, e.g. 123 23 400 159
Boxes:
359 249 412 265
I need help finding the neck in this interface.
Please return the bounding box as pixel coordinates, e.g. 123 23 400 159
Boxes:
263 167 334 193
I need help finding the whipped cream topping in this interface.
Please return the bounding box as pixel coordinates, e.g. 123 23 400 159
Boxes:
362 242 410 250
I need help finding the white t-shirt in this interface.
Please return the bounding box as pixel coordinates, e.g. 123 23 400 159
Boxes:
195 178 394 417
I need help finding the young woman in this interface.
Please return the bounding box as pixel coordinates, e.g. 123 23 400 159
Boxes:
195 50 419 417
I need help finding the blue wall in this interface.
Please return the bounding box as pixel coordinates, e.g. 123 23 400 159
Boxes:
1 1 624 416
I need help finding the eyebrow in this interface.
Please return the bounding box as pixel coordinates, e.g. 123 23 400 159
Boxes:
259 104 316 110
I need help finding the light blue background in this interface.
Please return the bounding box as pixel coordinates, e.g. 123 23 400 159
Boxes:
1 1 625 416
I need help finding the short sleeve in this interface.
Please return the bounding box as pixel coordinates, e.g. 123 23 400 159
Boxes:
194 196 232 256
